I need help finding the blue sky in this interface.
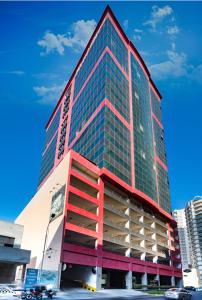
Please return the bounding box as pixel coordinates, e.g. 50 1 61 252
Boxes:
0 1 202 221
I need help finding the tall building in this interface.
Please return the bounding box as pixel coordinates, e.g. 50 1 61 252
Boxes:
173 209 190 270
16 6 182 289
173 209 198 287
185 196 202 286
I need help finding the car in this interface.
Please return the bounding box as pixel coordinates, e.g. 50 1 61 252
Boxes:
13 288 25 298
0 286 17 296
185 286 196 291
165 288 192 299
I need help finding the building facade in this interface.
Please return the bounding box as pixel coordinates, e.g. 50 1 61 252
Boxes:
185 196 202 286
0 220 30 284
16 6 182 290
173 209 199 287
173 209 190 270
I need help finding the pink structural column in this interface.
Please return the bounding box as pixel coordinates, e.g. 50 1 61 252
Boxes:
149 84 160 205
128 48 135 188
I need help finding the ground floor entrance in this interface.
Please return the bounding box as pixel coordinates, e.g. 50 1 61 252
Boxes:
60 263 98 290
60 263 182 291
102 268 127 289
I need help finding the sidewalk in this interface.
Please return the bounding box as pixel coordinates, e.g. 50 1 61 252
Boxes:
58 288 148 299
0 288 149 300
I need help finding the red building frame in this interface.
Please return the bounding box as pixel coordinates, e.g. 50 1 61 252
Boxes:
61 150 182 278
39 6 182 280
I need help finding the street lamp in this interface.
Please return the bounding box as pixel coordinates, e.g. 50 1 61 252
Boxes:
39 213 56 282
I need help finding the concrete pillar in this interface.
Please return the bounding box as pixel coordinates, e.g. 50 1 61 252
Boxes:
154 274 160 287
141 252 146 260
141 273 148 287
125 271 132 289
171 276 175 286
57 263 62 289
21 264 26 283
153 255 158 264
176 278 183 288
96 267 102 290
125 248 131 257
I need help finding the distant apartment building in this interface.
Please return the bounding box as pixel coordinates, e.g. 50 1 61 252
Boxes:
185 196 202 286
173 209 190 270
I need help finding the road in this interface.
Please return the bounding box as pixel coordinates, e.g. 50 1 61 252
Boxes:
0 290 202 300
54 291 202 300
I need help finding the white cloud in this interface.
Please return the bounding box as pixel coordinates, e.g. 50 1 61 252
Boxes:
10 70 25 75
144 5 173 31
133 29 143 41
133 34 142 41
134 29 143 33
167 25 180 36
190 64 202 85
0 70 25 76
38 32 65 55
123 19 129 30
149 44 202 85
149 48 189 80
38 19 96 56
33 82 66 105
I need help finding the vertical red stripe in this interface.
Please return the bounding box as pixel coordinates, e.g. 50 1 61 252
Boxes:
128 49 135 188
149 86 160 205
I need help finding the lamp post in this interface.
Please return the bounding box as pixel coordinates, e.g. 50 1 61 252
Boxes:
39 213 56 283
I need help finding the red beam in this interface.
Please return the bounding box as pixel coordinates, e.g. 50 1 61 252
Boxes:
65 222 98 239
71 150 100 175
68 100 105 148
67 203 98 221
70 169 100 191
62 242 98 256
152 112 163 129
105 98 130 129
69 98 130 150
61 242 182 277
106 47 128 79
155 155 168 172
69 185 99 206
42 129 58 156
73 48 108 104
102 258 130 271
63 251 97 266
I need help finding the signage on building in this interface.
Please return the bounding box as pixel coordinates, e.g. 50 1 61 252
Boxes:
24 268 39 288
50 185 65 221
39 270 58 288
24 268 58 288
